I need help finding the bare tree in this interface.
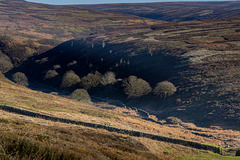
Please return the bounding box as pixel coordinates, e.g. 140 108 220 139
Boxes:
12 72 29 86
81 71 102 90
122 75 152 98
101 72 117 86
44 70 58 79
53 64 61 70
60 70 80 88
153 81 177 98
0 52 13 73
70 89 91 103
67 60 77 67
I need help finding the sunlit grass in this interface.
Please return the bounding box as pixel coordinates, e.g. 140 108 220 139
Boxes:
179 153 239 160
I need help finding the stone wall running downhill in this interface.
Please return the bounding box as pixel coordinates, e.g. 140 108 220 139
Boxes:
0 105 222 155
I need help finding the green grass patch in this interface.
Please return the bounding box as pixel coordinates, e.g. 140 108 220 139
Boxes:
46 107 71 113
0 100 18 107
80 110 118 119
179 153 239 160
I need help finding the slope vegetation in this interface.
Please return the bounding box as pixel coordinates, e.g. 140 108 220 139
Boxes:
1 1 240 158
0 74 239 159
9 15 240 128
0 0 160 65
79 1 240 22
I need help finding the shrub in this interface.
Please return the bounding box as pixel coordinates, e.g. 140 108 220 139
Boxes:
81 71 102 90
101 72 117 86
12 72 29 86
60 70 80 88
166 117 182 125
122 75 152 98
0 52 13 73
44 70 58 79
35 57 48 64
50 92 58 95
67 60 77 67
70 89 91 103
153 81 177 98
53 64 61 70
0 39 32 64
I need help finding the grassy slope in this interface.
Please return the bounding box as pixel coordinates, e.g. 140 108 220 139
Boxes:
0 0 158 39
1 112 214 160
0 74 200 159
0 1 240 158
180 154 240 160
78 1 240 22
1 0 239 129
0 74 240 159
0 0 160 64
14 15 240 128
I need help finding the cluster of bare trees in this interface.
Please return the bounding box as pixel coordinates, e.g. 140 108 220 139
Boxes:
122 75 177 98
10 68 177 102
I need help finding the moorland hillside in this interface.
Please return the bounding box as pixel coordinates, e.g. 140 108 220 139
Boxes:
9 15 240 129
0 1 240 159
0 0 160 65
79 1 240 22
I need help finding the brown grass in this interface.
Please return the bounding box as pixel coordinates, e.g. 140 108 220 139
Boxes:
0 74 239 151
0 0 161 53
0 110 204 160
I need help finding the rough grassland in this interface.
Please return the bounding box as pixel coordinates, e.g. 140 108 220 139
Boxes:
78 1 240 22
0 1 240 158
0 0 161 63
2 0 240 129
0 73 239 159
